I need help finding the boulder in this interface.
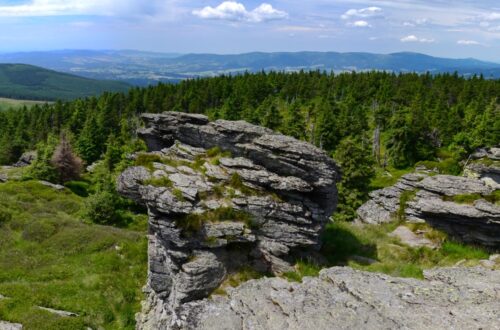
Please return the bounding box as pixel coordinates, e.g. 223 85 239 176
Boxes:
0 321 22 330
118 112 340 328
464 148 500 189
389 226 439 249
13 151 36 167
357 173 500 247
167 266 500 330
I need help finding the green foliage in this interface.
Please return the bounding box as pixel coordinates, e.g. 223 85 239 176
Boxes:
320 221 492 279
229 173 257 196
333 137 375 221
0 180 147 329
0 64 129 101
283 260 321 282
415 149 462 175
1 71 499 174
143 176 173 188
64 181 90 197
134 153 163 169
176 207 255 236
25 135 58 182
398 190 417 221
443 191 500 205
0 209 12 224
82 190 124 225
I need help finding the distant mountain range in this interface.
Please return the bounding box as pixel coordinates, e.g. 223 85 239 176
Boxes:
0 50 499 85
0 64 130 101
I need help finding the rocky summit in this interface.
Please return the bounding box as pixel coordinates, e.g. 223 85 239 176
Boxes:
117 112 340 329
172 266 500 330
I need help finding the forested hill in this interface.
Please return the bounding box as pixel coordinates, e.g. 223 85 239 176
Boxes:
1 71 498 166
1 50 499 85
0 71 498 221
0 64 130 101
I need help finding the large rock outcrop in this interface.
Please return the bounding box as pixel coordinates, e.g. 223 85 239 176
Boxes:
152 266 500 330
117 112 340 328
357 172 500 247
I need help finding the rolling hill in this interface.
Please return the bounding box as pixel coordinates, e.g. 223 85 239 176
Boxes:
0 64 130 101
0 50 499 85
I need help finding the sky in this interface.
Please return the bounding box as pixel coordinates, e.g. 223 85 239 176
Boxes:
0 0 499 62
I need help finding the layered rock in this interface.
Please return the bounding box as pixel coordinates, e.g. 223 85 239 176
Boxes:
165 266 500 330
117 112 340 329
357 173 500 247
464 147 500 189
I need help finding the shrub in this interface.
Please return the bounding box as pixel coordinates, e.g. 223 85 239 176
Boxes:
0 209 12 224
82 190 123 225
64 181 90 197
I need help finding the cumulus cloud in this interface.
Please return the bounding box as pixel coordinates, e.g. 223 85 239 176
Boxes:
193 2 287 23
457 40 480 45
341 7 382 20
351 20 371 28
400 35 435 43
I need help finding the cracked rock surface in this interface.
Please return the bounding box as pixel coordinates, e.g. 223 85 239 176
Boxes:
171 266 500 330
117 112 340 329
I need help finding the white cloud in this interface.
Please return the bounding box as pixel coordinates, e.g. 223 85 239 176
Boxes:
341 7 382 20
482 12 500 21
457 40 480 45
0 0 176 18
351 20 371 28
193 2 287 23
400 35 435 43
277 25 321 32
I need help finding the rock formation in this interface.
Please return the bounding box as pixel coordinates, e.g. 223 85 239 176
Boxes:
13 151 36 168
117 112 340 328
357 172 500 247
149 266 500 330
464 147 500 189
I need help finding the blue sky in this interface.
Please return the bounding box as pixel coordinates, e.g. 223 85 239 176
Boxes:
0 0 499 62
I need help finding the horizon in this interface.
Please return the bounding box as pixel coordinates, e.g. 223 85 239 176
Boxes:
1 49 499 66
0 1 499 62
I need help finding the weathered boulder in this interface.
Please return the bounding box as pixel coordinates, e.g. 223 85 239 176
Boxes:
357 173 500 247
389 226 438 249
356 173 426 225
164 266 500 330
118 112 340 328
0 321 22 330
13 151 36 168
464 147 500 189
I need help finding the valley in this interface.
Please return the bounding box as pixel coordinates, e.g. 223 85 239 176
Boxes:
1 50 499 85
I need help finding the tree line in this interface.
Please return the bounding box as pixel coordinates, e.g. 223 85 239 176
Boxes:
0 71 498 222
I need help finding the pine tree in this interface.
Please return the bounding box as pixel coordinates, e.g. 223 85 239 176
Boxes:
51 133 83 183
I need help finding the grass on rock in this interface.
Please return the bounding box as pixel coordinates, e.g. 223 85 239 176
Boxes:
320 220 491 280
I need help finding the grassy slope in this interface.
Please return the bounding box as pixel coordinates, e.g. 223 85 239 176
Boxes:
0 98 49 111
0 177 147 330
0 64 130 101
